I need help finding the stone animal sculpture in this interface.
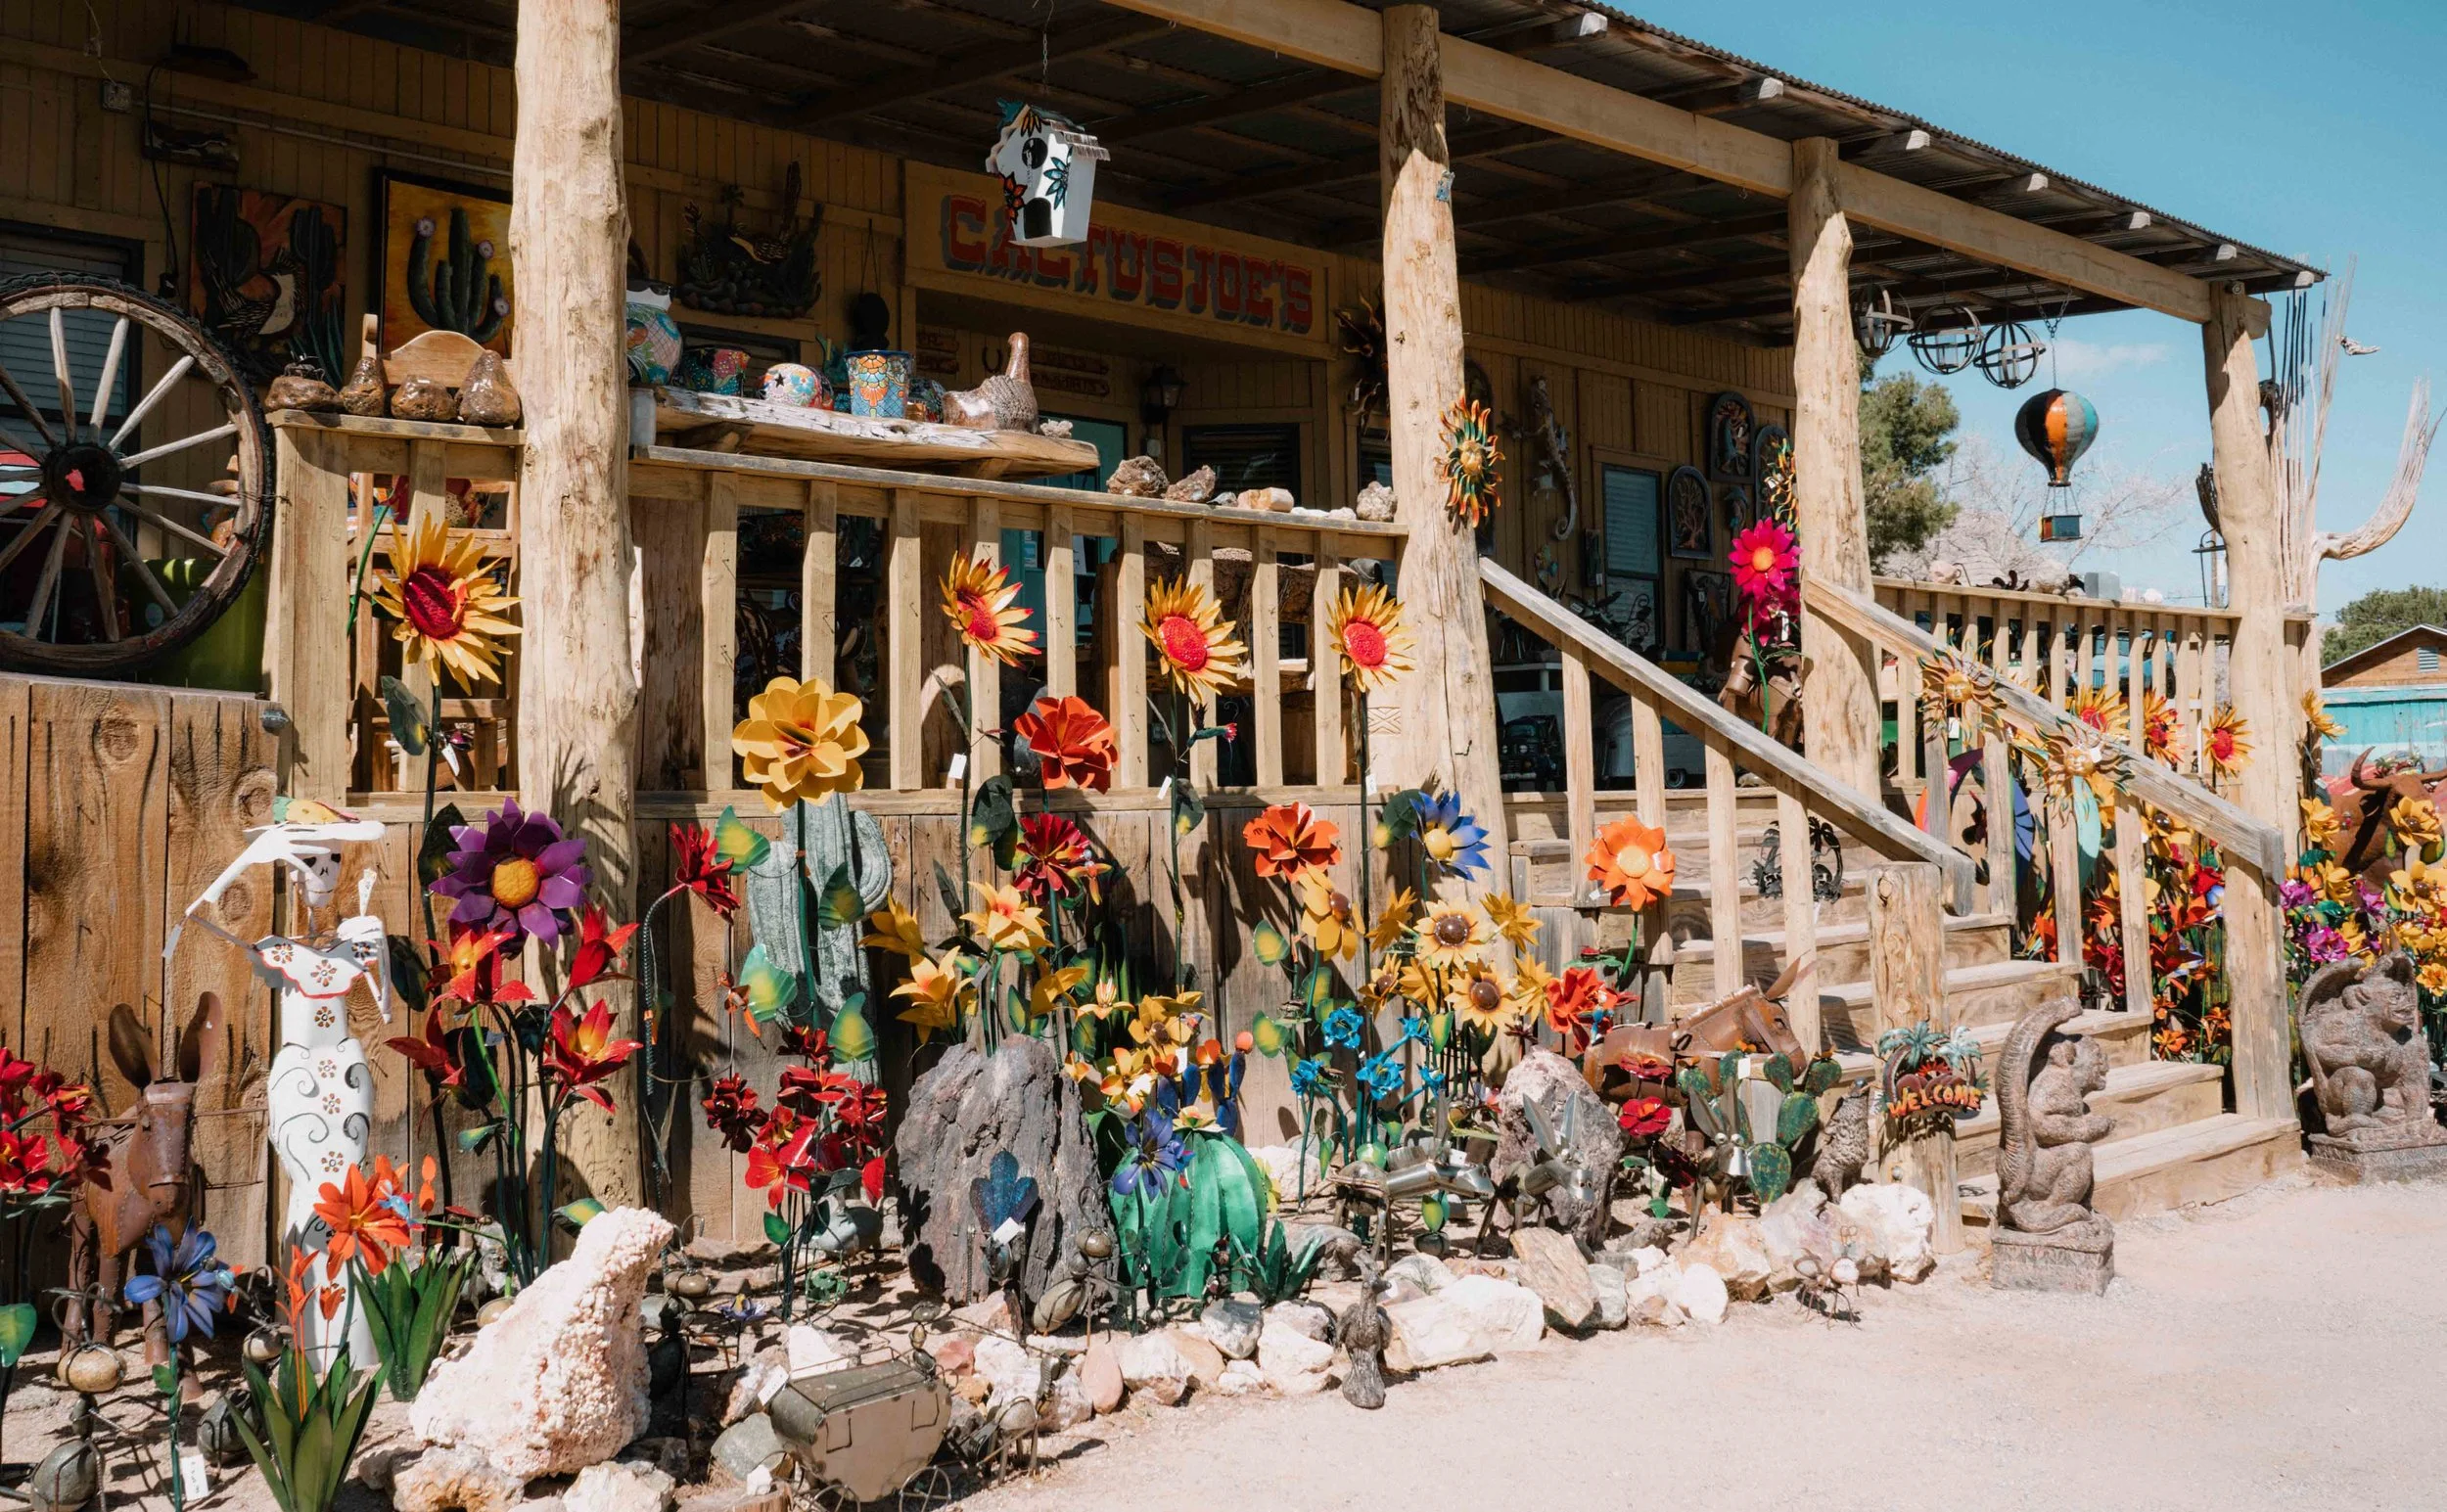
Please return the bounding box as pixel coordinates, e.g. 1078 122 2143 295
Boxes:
2296 951 2432 1135
1338 1257 1389 1410
944 332 1039 433
63 994 226 1353
1810 1088 1873 1197
2328 751 2447 892
1994 997 2113 1235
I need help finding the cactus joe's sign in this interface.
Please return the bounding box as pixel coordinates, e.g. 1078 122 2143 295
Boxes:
904 163 1327 355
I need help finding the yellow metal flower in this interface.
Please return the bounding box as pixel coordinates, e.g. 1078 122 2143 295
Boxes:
1437 395 1502 527
2204 705 2252 781
2142 692 2187 767
1291 868 1359 961
962 883 1049 955
940 552 1039 666
2389 795 2443 852
1129 991 1201 1049
1323 580 1415 692
893 951 972 1043
733 676 870 810
1029 962 1091 1021
2389 853 2445 914
2071 686 2128 740
1417 903 1492 970
1080 977 1130 1020
371 512 521 685
1482 892 1540 951
2301 797 2344 853
862 898 927 961
1508 958 1554 1023
1141 577 1248 705
1446 967 1514 1035
2420 960 2447 997
1369 885 1419 957
2304 690 2343 742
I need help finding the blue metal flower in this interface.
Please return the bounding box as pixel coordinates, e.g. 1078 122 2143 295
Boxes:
1110 1112 1188 1199
120 1226 234 1345
1354 1052 1403 1101
1415 790 1491 880
1289 1056 1334 1098
1321 1005 1364 1049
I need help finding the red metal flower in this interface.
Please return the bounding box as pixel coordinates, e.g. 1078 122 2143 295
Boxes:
431 923 532 1007
570 906 640 990
1013 811 1103 905
387 1012 469 1093
670 822 743 918
1012 695 1118 793
1617 1097 1673 1138
744 1112 819 1209
542 1000 644 1115
1544 966 1605 1054
701 1073 766 1152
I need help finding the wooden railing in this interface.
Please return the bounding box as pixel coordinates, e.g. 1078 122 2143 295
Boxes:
1814 578 2285 1019
1480 558 1973 1054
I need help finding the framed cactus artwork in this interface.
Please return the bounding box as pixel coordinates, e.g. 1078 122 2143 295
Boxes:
375 170 515 356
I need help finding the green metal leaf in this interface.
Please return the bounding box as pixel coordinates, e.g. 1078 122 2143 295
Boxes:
933 860 965 929
1249 1013 1291 1058
831 998 876 1064
1758 1052 1795 1093
1252 920 1290 968
556 1198 606 1230
714 804 772 870
417 802 468 889
1427 1010 1454 1052
1776 1090 1820 1147
1802 1053 1843 1096
0 1303 33 1369
456 1122 497 1153
1170 778 1205 838
738 943 801 1022
968 775 1017 850
763 1210 791 1248
381 675 430 756
1748 1141 1793 1204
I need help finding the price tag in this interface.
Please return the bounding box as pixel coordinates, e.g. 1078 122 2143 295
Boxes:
177 1451 211 1494
756 1367 788 1405
947 753 968 783
991 1216 1027 1247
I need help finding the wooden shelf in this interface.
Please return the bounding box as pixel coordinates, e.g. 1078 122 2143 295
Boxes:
646 388 1100 481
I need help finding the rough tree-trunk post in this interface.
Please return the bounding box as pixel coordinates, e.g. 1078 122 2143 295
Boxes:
2201 285 2295 1125
1379 4 1509 901
512 0 642 1205
1787 138 1882 800
1869 862 1962 1254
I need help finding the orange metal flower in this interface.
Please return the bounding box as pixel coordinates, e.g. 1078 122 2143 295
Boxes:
732 675 870 810
2205 704 2253 781
1586 816 1677 908
940 552 1038 666
312 1163 413 1279
2142 692 2187 767
1013 695 1118 792
1242 802 1343 877
1323 580 1414 692
1141 577 1247 705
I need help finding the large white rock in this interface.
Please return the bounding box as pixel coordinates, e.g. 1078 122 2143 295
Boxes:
1119 1332 1194 1404
1440 1274 1546 1352
1244 1143 1326 1200
1386 1252 1455 1294
1509 1228 1599 1331
1671 1261 1730 1325
1197 1299 1263 1359
392 1447 525 1512
1040 1364 1093 1431
972 1336 1044 1409
1623 1267 1687 1328
1683 1212 1776 1301
409 1208 674 1483
565 1462 673 1512
1257 1313 1336 1395
1382 1295 1490 1373
1263 1300 1334 1341
1587 1263 1630 1330
1841 1182 1937 1282
786 1324 852 1379
1214 1358 1265 1396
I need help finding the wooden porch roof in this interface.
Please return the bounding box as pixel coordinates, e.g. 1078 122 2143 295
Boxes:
252 0 2321 344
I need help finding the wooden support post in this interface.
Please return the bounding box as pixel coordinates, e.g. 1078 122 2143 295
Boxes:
1868 861 1962 1253
265 428 350 802
888 490 923 790
1704 738 1743 1000
1117 514 1148 787
1252 538 1282 787
1981 733 2014 916
1787 136 1882 799
969 499 1002 779
511 0 637 1205
1632 698 1671 1022
2202 284 2296 1123
802 481 837 685
1043 503 1077 699
702 475 739 788
1379 4 1509 891
1776 788 1820 1053
1558 646 1594 905
1310 542 1344 785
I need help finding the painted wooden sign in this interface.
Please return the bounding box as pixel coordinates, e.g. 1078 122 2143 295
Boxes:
904 163 1329 355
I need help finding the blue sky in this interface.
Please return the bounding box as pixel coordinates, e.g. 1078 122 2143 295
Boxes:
1665 0 2442 616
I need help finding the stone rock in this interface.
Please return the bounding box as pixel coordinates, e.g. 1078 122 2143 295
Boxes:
1264 1300 1334 1342
1841 1182 1937 1283
392 376 456 421
1386 1253 1455 1295
1381 1296 1488 1373
972 1337 1043 1409
1587 1263 1630 1330
1039 1363 1093 1431
683 1235 778 1266
1280 1220 1362 1279
1440 1274 1546 1352
1162 466 1217 503
356 1445 419 1494
1671 1262 1730 1325
1491 1049 1623 1246
1508 1228 1599 1332
1117 1332 1193 1403
620 1439 689 1483
929 1336 976 1376
1379 1275 1427 1306
723 1354 787 1426
708 1414 787 1486
1167 1328 1225 1389
1258 1313 1337 1395
1247 1144 1329 1203
1077 1338 1124 1413
566 1462 672 1512
1105 455 1168 497
897 1039 1111 1306
785 1325 851 1379
1214 1359 1264 1396
1356 480 1396 522
409 1208 673 1483
1622 1264 1686 1327
1683 1212 1775 1301
392 1446 526 1512
1237 486 1295 512
457 349 523 426
339 353 387 417
1198 1299 1262 1360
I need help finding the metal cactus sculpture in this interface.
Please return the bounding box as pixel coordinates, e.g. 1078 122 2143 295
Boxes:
745 794 894 1080
406 206 507 344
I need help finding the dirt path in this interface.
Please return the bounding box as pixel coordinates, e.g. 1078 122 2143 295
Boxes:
961 1175 2447 1512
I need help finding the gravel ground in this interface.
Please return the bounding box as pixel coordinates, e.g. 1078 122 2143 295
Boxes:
963 1173 2447 1512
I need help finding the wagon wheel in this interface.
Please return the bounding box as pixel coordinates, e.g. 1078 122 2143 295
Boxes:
0 274 272 675
896 1465 958 1512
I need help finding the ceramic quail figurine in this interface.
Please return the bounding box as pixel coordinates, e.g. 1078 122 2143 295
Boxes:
944 332 1039 432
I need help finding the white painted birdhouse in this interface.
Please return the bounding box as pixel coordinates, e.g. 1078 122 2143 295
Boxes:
987 101 1108 248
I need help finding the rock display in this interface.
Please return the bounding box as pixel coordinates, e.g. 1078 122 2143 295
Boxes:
409 1207 673 1484
1356 480 1397 521
1669 1261 1730 1324
1198 1299 1262 1359
1839 1182 1937 1283
565 1461 673 1512
894 1037 1111 1305
339 352 388 416
392 375 456 421
458 349 523 425
1386 1274 1545 1370
1682 1211 1775 1301
392 1447 525 1512
1491 1049 1623 1246
1162 466 1217 503
1257 1307 1336 1395
1507 1227 1599 1331
1105 455 1168 497
1118 1332 1193 1405
1587 1263 1630 1329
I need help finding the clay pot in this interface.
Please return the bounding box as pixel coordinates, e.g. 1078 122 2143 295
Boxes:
339 353 388 416
263 357 340 412
391 376 456 422
457 349 523 426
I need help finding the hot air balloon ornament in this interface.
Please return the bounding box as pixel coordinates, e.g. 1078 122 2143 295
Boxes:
2014 388 2099 542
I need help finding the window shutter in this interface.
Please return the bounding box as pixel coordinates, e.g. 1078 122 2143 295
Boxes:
0 230 140 428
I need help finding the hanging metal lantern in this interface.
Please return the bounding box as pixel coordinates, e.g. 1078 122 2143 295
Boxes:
1909 304 1984 375
1974 320 2046 389
1854 287 1913 360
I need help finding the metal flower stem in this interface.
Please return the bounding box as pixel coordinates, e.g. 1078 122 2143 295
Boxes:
165 1345 183 1512
1355 688 1375 981
1167 688 1190 993
418 678 454 1217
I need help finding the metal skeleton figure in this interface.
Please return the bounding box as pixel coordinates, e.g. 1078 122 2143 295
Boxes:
166 811 392 1368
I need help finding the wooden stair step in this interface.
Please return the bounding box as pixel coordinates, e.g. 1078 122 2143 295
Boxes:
1814 959 2082 1051
1959 1114 2303 1226
1952 1060 2227 1176
1833 1006 2152 1082
1667 910 2013 1000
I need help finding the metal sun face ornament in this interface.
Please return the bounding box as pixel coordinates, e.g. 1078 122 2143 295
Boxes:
1437 394 1502 528
1916 649 1999 741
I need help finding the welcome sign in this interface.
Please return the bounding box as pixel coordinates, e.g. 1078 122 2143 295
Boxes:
903 163 1331 355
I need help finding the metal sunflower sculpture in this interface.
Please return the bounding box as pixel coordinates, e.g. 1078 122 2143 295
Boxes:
1916 648 2000 738
2014 722 2130 819
1437 394 1502 528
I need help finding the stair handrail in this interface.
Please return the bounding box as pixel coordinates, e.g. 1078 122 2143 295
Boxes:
1479 558 1976 904
1802 577 2286 881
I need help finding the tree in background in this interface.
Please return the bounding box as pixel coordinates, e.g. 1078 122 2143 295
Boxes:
1861 368 1962 566
2322 585 2447 665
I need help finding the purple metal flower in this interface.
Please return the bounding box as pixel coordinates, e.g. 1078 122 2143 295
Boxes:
2279 880 2315 910
431 798 591 941
2301 926 2348 963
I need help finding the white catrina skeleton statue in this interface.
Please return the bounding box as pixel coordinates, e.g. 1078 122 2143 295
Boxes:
165 801 392 1368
